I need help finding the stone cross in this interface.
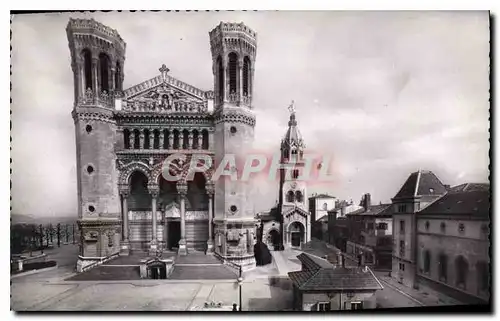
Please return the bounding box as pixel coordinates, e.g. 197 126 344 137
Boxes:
159 64 170 82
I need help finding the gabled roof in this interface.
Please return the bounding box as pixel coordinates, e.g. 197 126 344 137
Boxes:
123 72 210 101
393 170 447 200
418 183 490 217
346 204 392 217
288 254 383 292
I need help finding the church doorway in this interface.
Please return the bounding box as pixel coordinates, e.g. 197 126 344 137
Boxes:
168 221 181 250
289 221 305 248
268 229 281 251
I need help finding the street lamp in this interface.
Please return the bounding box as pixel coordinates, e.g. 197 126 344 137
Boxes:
237 265 243 311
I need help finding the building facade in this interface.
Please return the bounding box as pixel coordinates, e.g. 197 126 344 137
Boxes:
416 183 490 304
288 253 382 311
309 194 336 240
67 18 259 270
258 107 311 250
344 193 394 270
391 170 448 288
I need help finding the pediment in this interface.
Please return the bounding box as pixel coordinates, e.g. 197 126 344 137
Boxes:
283 206 309 219
121 74 213 114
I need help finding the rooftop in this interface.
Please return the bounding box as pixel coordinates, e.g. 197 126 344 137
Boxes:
418 183 490 217
347 204 392 217
288 253 383 292
393 170 448 200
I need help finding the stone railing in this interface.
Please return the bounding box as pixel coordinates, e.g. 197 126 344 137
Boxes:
185 211 208 221
128 211 163 221
78 89 115 108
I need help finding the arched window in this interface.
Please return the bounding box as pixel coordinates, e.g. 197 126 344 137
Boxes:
202 130 209 150
192 130 199 149
82 49 92 91
173 130 180 149
133 129 140 149
182 129 189 149
438 253 448 282
282 149 289 160
295 191 303 203
143 129 150 149
287 191 295 202
292 169 299 179
455 255 468 289
423 250 431 274
153 129 160 149
123 129 130 149
217 56 224 102
243 56 251 96
99 53 110 93
322 203 328 210
476 261 489 292
115 61 121 91
228 52 238 94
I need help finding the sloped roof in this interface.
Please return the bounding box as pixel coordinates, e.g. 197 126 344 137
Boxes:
288 254 383 291
282 112 305 150
297 253 333 270
123 72 209 101
393 170 448 200
418 183 490 217
346 204 392 217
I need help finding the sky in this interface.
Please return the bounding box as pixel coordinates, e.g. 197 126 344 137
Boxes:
11 11 490 218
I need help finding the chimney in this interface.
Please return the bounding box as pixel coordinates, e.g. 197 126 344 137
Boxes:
364 194 371 210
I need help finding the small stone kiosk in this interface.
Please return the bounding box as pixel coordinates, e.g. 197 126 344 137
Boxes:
139 250 174 279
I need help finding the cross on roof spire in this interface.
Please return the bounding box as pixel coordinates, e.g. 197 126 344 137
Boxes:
288 100 295 114
159 64 170 82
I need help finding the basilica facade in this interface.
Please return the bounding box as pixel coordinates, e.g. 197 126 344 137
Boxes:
66 18 258 271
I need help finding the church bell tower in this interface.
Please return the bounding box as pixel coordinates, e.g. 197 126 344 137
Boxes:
278 102 310 249
66 18 126 271
209 22 258 269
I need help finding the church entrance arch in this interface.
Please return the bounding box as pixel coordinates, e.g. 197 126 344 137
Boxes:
267 229 281 251
288 221 305 248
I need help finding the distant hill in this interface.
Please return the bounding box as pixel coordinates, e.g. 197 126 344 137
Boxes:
11 213 78 225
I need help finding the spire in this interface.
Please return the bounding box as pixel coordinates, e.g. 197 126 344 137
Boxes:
282 100 305 150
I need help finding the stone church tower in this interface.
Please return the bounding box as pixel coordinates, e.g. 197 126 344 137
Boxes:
278 104 311 248
66 19 126 270
210 23 258 269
